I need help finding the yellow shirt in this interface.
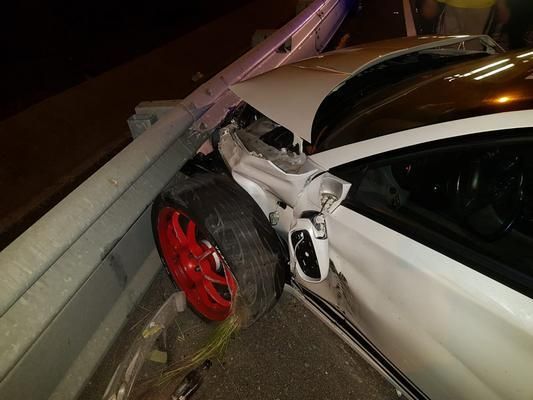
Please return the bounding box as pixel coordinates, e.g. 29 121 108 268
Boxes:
438 0 496 8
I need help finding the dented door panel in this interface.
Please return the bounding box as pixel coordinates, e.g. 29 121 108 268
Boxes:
326 207 533 400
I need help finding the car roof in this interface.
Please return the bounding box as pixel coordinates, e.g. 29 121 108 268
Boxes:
314 48 533 152
230 35 502 142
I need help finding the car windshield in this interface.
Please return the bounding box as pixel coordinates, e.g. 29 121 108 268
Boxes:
311 49 490 143
312 49 533 152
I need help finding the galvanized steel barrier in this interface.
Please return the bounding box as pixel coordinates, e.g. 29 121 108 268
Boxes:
0 1 353 398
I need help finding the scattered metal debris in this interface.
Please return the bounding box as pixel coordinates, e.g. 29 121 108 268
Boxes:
102 292 186 400
149 350 168 364
170 360 212 400
101 289 241 400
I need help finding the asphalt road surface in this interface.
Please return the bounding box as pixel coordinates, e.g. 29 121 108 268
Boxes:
79 272 398 400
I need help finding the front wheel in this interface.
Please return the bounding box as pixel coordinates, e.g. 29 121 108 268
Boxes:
152 173 286 326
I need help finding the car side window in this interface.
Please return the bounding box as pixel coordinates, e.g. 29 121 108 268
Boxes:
332 133 533 296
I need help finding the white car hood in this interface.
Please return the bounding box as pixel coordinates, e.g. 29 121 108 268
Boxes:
230 35 490 142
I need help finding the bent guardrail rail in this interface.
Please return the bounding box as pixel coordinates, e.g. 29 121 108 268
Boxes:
0 1 354 398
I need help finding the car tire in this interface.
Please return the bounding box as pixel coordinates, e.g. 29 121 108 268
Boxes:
152 173 286 326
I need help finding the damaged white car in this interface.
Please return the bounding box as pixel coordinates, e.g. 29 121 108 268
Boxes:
152 35 533 400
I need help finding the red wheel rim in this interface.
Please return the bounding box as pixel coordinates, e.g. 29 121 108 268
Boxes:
157 207 237 321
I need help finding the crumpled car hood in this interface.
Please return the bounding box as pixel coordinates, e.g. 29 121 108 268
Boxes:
230 35 491 142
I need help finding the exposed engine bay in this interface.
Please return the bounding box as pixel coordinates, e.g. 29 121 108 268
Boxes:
234 117 306 174
220 104 316 170
214 104 320 219
218 105 309 175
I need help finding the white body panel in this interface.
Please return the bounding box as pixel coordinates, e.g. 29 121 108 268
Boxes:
218 125 321 209
319 207 533 399
218 112 533 399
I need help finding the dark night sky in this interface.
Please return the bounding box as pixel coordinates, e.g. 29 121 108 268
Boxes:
0 0 252 120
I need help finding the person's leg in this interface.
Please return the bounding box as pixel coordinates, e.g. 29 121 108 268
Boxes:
438 5 461 35
456 6 492 34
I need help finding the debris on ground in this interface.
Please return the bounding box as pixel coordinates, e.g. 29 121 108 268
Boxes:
80 272 397 400
100 282 243 400
149 350 169 364
170 360 212 400
102 292 187 400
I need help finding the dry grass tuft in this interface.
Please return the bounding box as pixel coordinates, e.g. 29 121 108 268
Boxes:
155 296 246 386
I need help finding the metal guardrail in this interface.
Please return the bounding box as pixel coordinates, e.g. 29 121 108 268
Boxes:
0 1 354 398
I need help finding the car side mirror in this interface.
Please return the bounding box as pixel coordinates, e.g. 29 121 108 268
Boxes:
288 212 329 282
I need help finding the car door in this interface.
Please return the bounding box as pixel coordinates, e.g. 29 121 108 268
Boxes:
316 130 533 400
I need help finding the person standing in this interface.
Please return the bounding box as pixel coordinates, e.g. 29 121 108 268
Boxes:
421 0 509 35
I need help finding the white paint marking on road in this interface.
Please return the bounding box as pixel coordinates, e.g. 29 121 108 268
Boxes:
402 0 417 37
